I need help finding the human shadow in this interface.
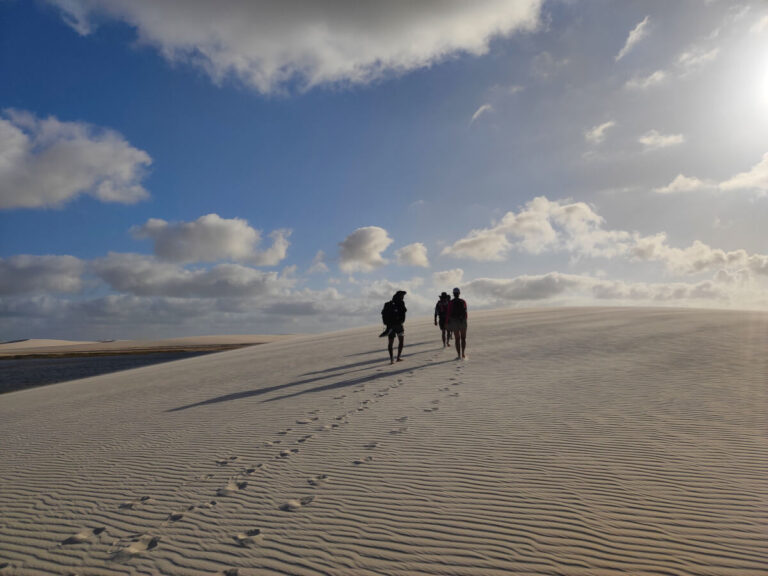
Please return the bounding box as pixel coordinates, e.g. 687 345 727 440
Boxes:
262 359 456 403
166 346 444 412
343 340 434 357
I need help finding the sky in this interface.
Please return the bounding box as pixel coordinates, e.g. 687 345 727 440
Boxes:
2 0 768 340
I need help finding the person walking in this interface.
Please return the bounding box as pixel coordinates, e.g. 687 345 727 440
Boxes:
381 290 407 364
434 292 452 347
446 287 467 360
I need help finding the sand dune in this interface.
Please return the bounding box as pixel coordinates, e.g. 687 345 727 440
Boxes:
1 307 766 575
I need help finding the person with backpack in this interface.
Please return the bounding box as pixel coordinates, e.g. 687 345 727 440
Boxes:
381 290 407 364
434 292 452 347
446 287 467 360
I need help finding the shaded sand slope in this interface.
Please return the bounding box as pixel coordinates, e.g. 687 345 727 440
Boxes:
1 307 767 575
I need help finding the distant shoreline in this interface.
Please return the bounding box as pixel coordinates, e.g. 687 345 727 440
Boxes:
0 343 258 360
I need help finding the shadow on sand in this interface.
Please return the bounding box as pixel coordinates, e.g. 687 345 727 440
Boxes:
166 346 446 413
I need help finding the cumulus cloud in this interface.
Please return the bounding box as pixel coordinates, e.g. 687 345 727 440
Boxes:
432 268 464 287
92 253 292 297
624 69 666 90
443 197 616 261
719 152 768 193
0 255 84 295
638 129 685 150
442 195 768 280
49 0 542 94
470 104 494 125
584 121 616 145
308 250 329 274
654 174 713 194
338 226 393 272
132 214 290 265
0 109 151 209
466 273 585 301
615 16 650 61
395 243 429 267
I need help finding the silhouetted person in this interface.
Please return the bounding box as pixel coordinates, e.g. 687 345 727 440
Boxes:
381 290 407 364
434 292 452 347
446 287 467 360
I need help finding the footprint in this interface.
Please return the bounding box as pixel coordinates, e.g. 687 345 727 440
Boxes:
280 496 314 511
233 528 262 548
217 479 248 497
277 429 292 435
307 474 329 487
296 419 311 425
297 434 314 443
61 526 105 545
333 395 347 400
449 392 459 397
216 456 239 466
395 416 408 423
118 496 151 510
431 399 440 405
353 456 374 465
363 442 378 450
278 448 299 459
423 407 438 413
223 569 240 576
389 427 408 435
111 535 159 561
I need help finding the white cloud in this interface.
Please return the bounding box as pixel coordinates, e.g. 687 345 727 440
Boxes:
395 243 429 267
308 250 329 274
654 174 713 194
338 226 393 272
624 69 666 90
615 16 650 61
442 195 768 279
432 268 464 287
470 104 494 125
0 255 84 295
441 227 512 261
584 121 616 145
49 0 543 94
0 109 151 209
638 129 685 150
132 214 290 265
719 152 768 193
676 45 720 74
92 253 293 297
466 273 585 301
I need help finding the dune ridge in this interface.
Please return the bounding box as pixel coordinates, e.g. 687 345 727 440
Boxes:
1 307 766 575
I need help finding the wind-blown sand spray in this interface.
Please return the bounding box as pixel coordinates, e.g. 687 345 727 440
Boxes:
0 308 766 575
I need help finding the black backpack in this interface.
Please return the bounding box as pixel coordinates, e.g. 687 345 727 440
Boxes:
381 301 395 325
452 298 467 320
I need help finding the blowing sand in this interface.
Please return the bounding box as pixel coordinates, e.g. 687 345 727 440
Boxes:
0 307 766 575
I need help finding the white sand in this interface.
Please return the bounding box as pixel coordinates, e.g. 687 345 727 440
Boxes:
1 307 766 575
0 335 291 357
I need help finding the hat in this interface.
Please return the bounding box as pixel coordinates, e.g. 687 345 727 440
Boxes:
394 290 407 299
440 292 449 299
452 287 460 295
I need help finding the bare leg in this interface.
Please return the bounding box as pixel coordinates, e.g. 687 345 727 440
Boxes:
459 328 467 358
388 334 395 364
454 330 461 359
396 333 404 361
441 328 447 347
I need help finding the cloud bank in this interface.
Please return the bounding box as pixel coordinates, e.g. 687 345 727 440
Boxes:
49 0 543 94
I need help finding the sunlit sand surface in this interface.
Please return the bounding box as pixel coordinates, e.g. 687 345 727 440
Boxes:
1 308 766 575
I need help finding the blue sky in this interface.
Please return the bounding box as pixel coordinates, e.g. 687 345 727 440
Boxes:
2 0 768 339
